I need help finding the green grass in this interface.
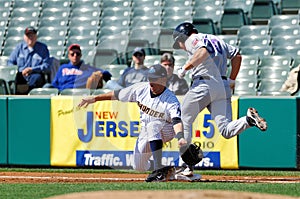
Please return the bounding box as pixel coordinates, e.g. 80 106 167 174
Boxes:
0 168 300 199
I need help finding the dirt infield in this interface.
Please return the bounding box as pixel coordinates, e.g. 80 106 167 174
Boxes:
1 172 300 199
1 171 300 184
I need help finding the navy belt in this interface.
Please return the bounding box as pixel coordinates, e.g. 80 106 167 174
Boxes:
193 76 227 81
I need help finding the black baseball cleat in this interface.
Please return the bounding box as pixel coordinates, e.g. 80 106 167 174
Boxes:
246 107 267 131
145 166 175 182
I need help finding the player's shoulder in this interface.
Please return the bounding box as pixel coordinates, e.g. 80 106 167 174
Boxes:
163 88 180 101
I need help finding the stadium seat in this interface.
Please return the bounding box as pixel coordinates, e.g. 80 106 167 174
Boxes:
218 35 238 46
193 7 223 30
158 28 174 53
100 64 127 81
10 8 40 20
0 65 18 94
257 66 289 81
224 0 254 16
240 55 260 68
12 0 42 10
129 27 161 53
28 88 59 96
163 0 193 7
98 26 130 41
251 0 278 25
281 0 300 14
100 16 131 30
38 26 68 39
258 55 293 68
60 88 91 96
97 34 129 56
193 18 219 35
2 36 23 56
268 15 300 27
71 0 101 10
233 78 257 96
40 7 70 19
144 55 161 67
239 46 273 56
38 17 69 29
7 18 38 30
101 7 132 18
132 0 163 8
161 16 193 29
220 8 248 34
102 0 132 9
271 35 300 49
131 16 161 28
71 7 101 19
194 0 223 9
93 49 121 68
163 6 193 19
4 26 26 38
132 7 162 18
272 46 300 57
269 25 300 37
41 0 72 10
257 79 289 96
237 25 269 38
68 26 99 38
238 35 271 49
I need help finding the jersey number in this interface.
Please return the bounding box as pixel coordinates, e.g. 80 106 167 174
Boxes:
203 36 222 54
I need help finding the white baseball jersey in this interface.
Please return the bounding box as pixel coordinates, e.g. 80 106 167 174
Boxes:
117 82 181 142
116 82 182 171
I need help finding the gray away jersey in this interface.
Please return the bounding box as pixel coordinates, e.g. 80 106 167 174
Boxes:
185 33 239 77
117 82 181 127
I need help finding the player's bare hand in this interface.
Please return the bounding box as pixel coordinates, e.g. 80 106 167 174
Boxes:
78 97 96 108
178 138 187 148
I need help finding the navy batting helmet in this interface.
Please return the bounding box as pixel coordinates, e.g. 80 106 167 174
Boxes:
172 22 198 49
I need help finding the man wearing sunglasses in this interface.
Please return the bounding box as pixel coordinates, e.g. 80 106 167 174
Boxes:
7 26 52 94
117 47 149 88
78 64 187 182
47 44 112 91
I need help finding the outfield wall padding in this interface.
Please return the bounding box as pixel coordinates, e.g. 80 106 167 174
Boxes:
238 97 298 168
0 97 7 164
7 96 51 165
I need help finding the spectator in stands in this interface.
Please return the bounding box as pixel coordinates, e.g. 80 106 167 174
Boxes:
117 47 149 88
160 53 189 95
45 44 112 92
7 26 52 94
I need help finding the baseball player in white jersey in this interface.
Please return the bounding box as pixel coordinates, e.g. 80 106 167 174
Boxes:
78 64 187 182
172 22 268 175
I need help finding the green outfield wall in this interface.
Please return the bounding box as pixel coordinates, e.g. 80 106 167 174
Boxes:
0 97 7 164
238 97 299 168
0 96 299 169
7 96 51 166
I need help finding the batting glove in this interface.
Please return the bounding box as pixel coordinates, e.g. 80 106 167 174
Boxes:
228 78 235 90
178 68 187 79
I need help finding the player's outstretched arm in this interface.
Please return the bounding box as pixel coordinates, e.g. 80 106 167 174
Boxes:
78 91 116 108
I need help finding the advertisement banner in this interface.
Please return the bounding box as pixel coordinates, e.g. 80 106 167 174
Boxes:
51 96 238 169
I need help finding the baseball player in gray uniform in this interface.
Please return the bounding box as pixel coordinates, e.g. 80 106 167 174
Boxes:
78 64 186 182
172 22 268 175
